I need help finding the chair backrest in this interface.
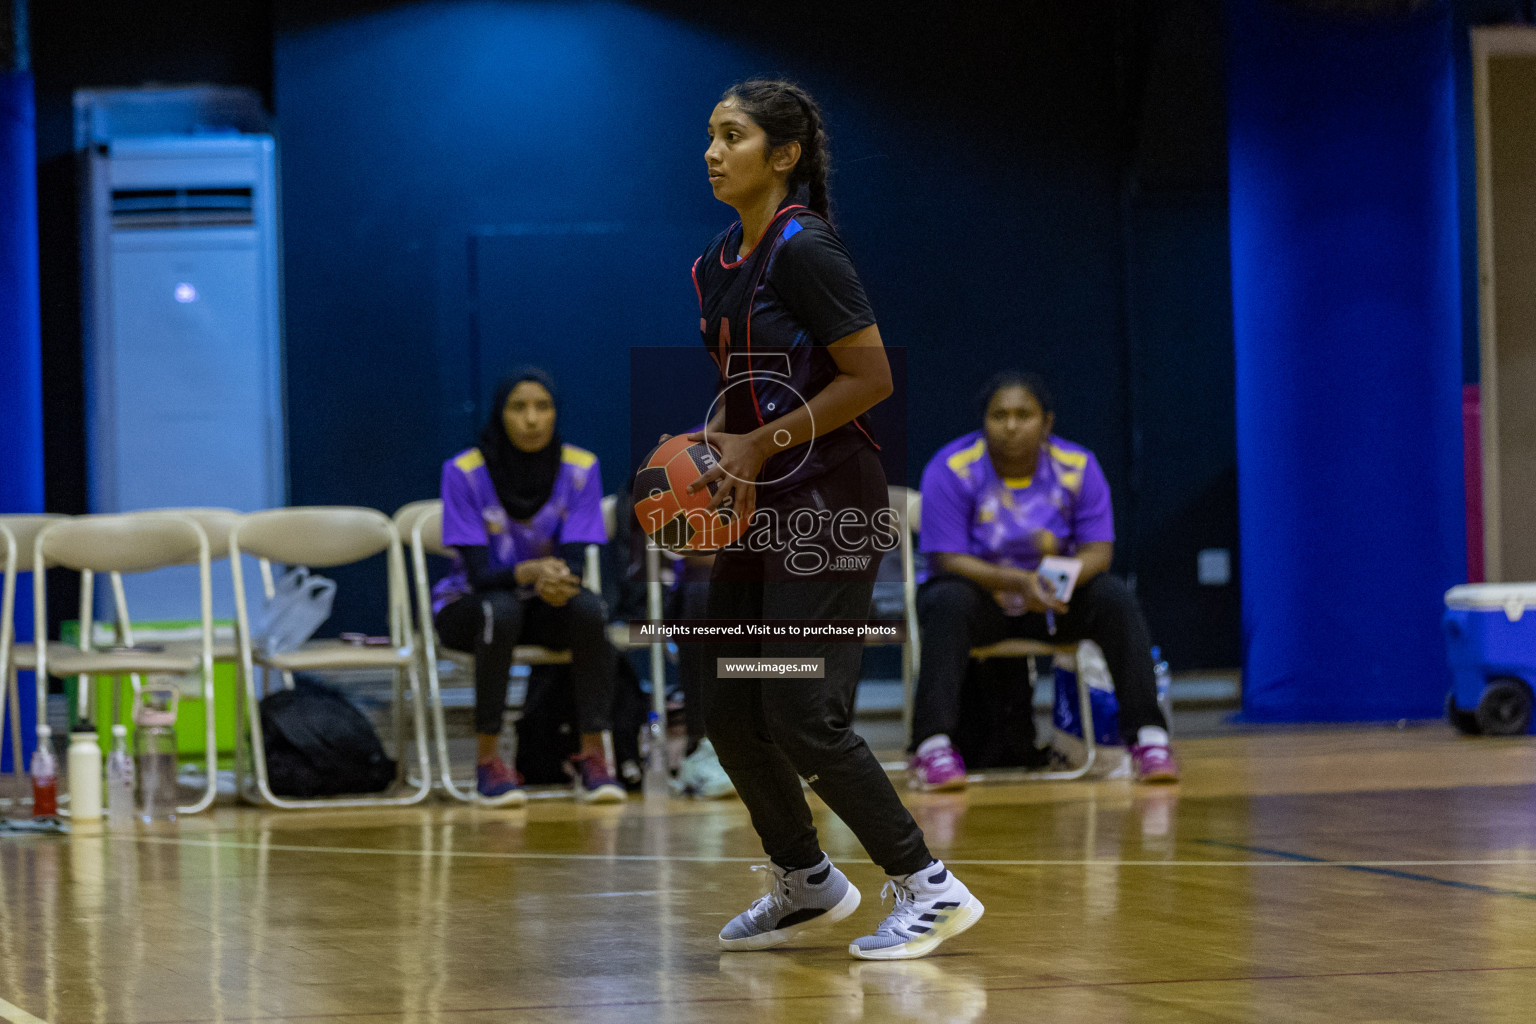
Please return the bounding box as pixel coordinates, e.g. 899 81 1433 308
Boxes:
230 505 407 647
406 503 450 559
392 500 439 545
37 513 208 575
233 506 394 567
136 507 240 561
0 514 69 574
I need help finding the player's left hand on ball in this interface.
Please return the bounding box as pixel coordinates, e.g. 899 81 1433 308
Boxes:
687 429 762 523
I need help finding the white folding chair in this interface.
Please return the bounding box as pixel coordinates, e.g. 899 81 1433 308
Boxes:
398 500 605 803
230 506 432 809
95 509 245 778
1 515 72 771
32 512 221 814
900 490 1097 782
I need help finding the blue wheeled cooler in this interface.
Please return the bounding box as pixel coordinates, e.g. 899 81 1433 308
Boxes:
1443 584 1536 735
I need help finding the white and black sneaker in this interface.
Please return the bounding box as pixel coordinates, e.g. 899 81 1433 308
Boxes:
848 860 984 960
718 855 862 951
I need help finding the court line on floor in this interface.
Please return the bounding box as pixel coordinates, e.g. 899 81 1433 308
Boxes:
130 834 1536 869
99 964 1536 1024
1199 839 1536 900
0 995 50 1024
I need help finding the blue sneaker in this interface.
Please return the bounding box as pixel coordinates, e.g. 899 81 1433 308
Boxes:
476 757 527 806
569 753 626 804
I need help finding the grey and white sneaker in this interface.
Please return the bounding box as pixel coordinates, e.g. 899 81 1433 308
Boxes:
719 855 862 951
848 860 984 960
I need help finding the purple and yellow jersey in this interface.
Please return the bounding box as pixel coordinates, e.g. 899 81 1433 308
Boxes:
431 443 604 613
918 431 1113 579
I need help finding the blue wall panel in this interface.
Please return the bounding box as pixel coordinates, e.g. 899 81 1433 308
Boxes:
275 1 1141 635
1229 0 1466 720
0 69 44 769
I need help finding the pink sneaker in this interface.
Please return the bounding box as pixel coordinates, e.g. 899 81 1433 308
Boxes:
1130 743 1180 783
908 738 968 792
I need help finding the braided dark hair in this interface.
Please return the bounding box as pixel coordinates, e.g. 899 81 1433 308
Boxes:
721 78 832 219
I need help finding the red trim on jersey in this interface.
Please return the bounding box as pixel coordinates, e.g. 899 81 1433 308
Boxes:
718 204 807 269
690 256 703 310
853 418 882 450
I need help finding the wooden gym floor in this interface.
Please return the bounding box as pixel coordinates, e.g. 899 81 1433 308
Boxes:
4 723 1536 1023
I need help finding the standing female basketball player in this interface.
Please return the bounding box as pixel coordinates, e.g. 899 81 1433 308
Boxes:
687 79 983 960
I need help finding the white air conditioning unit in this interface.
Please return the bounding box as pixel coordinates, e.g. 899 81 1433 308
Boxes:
78 87 285 619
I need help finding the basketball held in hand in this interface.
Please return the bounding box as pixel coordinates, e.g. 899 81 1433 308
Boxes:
632 435 745 553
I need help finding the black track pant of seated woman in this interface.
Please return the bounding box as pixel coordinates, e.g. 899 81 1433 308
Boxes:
910 572 1168 751
435 588 615 738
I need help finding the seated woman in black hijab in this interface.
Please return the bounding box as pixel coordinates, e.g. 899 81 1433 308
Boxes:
431 368 622 804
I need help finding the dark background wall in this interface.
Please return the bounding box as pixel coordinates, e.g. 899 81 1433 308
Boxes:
35 0 1507 671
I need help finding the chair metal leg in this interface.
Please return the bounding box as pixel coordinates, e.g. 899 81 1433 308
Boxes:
645 554 667 781
2 661 18 779
391 665 407 781
422 646 488 805
177 662 220 815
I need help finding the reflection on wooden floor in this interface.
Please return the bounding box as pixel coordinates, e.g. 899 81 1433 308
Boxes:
4 724 1536 1023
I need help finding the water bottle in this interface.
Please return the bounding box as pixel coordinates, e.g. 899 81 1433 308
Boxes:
133 686 179 823
1152 645 1173 737
30 724 58 818
642 711 668 795
67 726 103 821
107 724 136 829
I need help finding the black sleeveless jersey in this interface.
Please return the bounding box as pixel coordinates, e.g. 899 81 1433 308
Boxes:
692 202 880 502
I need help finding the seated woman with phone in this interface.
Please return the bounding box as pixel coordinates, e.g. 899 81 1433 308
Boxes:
909 371 1177 789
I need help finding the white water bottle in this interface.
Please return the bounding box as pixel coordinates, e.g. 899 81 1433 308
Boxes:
107 724 136 828
67 728 103 821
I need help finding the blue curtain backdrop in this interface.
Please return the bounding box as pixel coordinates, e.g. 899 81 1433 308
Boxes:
0 68 44 769
1229 0 1465 720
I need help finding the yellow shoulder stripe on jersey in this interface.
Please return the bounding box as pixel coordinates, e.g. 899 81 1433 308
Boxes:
1048 443 1086 494
1048 443 1087 470
945 438 987 481
453 449 485 473
562 444 597 469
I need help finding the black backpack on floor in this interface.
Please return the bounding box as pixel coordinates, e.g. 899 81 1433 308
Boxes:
260 678 398 797
951 657 1052 770
514 656 648 789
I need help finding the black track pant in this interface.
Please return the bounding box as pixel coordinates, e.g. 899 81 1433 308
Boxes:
702 448 933 878
435 589 614 737
911 572 1167 750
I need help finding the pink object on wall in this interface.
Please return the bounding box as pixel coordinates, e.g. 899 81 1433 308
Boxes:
1465 384 1484 583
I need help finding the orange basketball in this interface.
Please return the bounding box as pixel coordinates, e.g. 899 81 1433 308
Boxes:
632 435 744 553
